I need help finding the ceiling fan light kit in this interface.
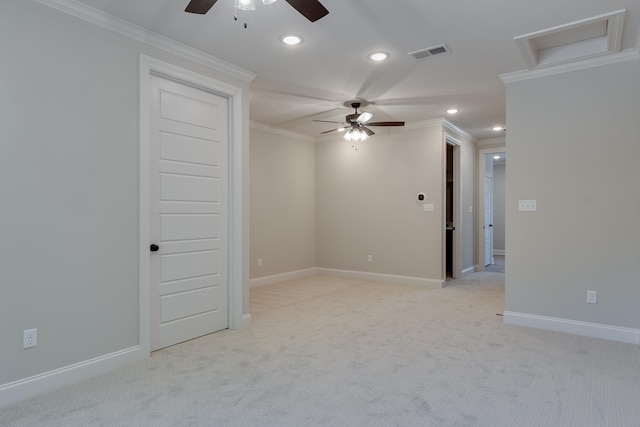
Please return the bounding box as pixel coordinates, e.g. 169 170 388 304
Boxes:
343 127 369 142
235 0 256 11
316 101 405 142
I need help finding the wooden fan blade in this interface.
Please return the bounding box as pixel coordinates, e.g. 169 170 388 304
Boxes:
363 127 375 136
313 120 344 124
320 127 345 134
185 0 218 14
284 0 329 22
367 121 405 127
357 112 374 123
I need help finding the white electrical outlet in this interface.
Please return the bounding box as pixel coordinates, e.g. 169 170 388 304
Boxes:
367 255 373 263
23 328 37 349
587 291 597 304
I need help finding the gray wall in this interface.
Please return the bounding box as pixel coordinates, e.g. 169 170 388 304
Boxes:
0 0 250 386
314 124 476 282
493 162 506 252
250 126 316 278
316 126 443 279
505 59 640 329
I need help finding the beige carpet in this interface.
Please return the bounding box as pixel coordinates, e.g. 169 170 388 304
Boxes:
484 255 505 273
2 272 639 426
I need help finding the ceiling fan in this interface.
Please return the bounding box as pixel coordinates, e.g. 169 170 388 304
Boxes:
185 0 329 23
316 101 405 140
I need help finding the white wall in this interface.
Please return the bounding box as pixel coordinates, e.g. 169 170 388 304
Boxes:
0 0 250 396
250 125 316 280
504 58 640 332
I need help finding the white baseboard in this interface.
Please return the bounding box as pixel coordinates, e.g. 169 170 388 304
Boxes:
493 250 505 256
250 268 317 288
462 266 477 277
0 346 143 408
239 313 252 328
503 311 640 345
316 268 444 288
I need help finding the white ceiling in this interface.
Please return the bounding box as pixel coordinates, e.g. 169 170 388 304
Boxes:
72 0 640 140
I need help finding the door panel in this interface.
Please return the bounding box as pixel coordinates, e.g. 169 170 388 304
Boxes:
484 175 493 267
160 174 219 202
161 214 219 241
161 133 219 166
160 250 220 282
160 91 220 129
160 275 218 296
150 75 228 351
160 286 221 323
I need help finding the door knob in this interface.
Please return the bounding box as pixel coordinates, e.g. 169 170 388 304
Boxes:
150 244 159 252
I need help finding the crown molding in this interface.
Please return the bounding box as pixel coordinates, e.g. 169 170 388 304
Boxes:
402 119 471 140
477 137 506 148
442 120 473 141
402 118 446 131
250 121 316 143
34 0 256 82
500 48 640 84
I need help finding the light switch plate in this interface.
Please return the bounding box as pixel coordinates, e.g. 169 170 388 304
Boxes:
518 200 537 211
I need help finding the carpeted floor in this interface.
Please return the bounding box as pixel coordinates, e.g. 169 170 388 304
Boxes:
2 272 639 426
484 255 505 273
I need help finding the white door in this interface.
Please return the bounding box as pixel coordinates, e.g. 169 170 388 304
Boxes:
484 175 493 267
149 75 229 351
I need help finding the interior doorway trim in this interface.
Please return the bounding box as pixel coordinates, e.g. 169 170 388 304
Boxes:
444 134 462 280
138 55 248 356
477 146 506 271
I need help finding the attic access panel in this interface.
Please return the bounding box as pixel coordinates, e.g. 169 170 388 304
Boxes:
514 9 626 69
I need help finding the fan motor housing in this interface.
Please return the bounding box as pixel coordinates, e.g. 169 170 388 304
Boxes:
346 113 359 123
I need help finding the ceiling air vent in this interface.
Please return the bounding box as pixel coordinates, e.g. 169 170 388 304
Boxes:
409 44 450 60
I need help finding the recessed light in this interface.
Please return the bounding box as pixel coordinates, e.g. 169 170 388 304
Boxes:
281 34 303 46
368 51 389 62
492 126 506 131
446 108 459 114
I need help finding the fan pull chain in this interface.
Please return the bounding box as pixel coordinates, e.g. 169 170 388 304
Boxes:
233 8 248 28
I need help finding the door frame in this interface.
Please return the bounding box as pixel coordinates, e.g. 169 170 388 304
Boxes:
477 146 505 271
443 134 462 280
138 55 248 356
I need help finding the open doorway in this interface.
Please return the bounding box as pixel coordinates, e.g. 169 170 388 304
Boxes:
445 137 462 280
478 148 506 273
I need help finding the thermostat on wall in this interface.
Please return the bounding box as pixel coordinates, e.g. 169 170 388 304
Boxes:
417 193 426 202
